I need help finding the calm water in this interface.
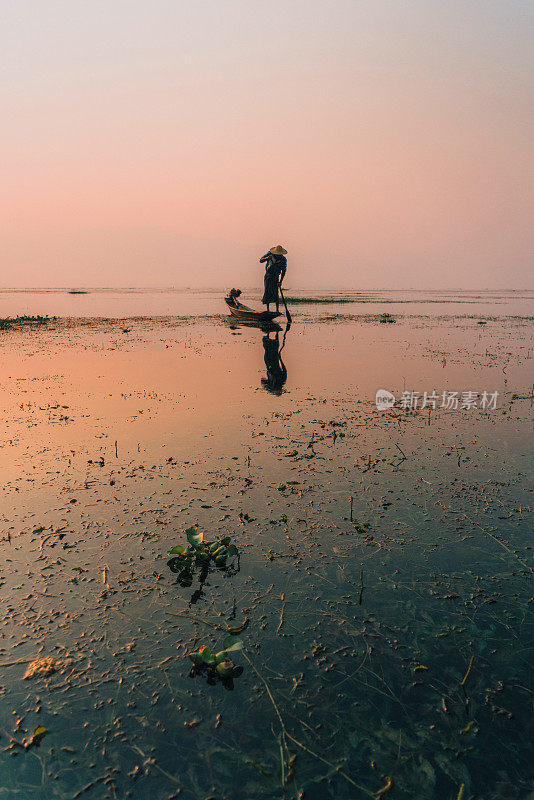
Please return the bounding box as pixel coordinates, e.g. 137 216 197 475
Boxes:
0 287 533 319
0 301 532 799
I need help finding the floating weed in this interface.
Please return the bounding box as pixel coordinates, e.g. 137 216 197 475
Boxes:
167 526 240 588
284 296 355 304
412 663 428 673
227 617 249 635
188 636 244 686
0 314 50 330
460 721 478 736
24 726 49 750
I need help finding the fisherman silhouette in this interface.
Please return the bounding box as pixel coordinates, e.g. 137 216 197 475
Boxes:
261 326 289 394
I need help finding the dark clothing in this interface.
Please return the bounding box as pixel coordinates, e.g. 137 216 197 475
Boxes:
260 251 287 281
262 333 287 393
260 252 287 306
262 271 279 305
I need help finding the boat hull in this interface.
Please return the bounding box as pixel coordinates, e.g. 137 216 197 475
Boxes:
225 297 281 322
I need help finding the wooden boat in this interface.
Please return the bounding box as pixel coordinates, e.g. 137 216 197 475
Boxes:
225 295 281 322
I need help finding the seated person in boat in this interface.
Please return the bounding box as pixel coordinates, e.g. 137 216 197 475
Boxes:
260 245 287 313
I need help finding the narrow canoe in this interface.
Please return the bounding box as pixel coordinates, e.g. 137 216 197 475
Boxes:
224 296 281 322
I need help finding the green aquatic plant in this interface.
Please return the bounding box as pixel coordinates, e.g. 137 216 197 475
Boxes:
167 527 240 595
167 526 238 570
189 636 244 682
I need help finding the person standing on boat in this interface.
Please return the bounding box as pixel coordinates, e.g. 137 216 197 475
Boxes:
260 245 287 313
261 329 288 394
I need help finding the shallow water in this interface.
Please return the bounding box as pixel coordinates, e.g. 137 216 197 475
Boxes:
0 300 532 799
1 287 533 319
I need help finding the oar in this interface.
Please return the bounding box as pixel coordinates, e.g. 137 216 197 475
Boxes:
278 282 292 324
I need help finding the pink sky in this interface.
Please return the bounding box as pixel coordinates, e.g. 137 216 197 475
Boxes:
1 1 533 289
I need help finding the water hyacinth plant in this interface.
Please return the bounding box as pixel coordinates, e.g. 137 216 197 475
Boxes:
189 636 244 682
167 526 240 589
168 527 238 569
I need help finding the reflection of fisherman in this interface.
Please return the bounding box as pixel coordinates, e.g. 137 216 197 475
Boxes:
261 329 288 394
260 245 287 313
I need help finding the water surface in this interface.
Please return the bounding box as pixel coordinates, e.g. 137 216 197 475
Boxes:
0 296 532 799
1 287 533 319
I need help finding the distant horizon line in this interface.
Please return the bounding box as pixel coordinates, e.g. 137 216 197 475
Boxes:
1 286 533 293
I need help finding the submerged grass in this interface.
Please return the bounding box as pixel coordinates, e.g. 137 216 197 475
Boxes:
0 315 50 330
284 296 357 304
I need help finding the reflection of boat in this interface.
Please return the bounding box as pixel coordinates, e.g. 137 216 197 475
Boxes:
229 318 282 332
225 294 281 322
68 290 88 294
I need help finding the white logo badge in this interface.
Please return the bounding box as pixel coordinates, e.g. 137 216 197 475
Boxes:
375 389 395 411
